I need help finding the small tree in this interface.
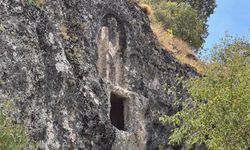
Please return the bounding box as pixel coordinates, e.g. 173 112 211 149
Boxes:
160 35 250 149
175 0 216 22
154 2 207 49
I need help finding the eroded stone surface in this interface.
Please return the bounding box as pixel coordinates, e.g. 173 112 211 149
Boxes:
0 0 197 149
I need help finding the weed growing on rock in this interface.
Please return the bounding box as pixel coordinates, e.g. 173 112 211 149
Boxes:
27 0 45 8
0 98 37 149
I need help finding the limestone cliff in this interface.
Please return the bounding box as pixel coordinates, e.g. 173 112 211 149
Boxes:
0 0 196 149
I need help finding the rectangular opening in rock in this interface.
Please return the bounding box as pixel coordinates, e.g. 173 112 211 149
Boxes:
110 92 128 131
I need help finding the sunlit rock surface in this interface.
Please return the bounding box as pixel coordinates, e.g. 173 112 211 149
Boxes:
0 0 196 149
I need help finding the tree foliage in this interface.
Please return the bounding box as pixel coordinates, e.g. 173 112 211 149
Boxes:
153 1 207 49
140 0 216 21
140 0 216 50
160 35 250 149
174 0 216 21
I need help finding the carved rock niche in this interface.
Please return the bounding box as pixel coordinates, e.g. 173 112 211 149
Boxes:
97 15 126 85
109 92 129 131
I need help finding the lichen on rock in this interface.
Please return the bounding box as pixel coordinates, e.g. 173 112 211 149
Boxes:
0 0 197 149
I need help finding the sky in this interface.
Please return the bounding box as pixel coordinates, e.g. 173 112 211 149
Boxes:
204 0 250 50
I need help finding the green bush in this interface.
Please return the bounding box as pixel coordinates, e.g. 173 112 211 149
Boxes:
175 0 216 21
160 35 250 149
153 2 207 49
140 0 216 22
139 0 216 51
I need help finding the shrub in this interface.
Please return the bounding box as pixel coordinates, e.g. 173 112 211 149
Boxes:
160 35 250 149
154 2 207 49
175 0 216 22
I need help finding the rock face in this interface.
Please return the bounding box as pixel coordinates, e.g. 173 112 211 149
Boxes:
0 0 196 149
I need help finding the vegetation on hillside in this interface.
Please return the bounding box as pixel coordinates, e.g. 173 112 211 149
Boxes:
174 0 216 21
151 23 206 73
139 0 216 50
160 35 250 149
137 0 216 72
153 1 206 49
139 1 250 149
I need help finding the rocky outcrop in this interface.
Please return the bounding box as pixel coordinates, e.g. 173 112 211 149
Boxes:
0 0 196 149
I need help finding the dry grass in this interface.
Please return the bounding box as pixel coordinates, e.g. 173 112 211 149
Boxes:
26 0 45 7
129 0 153 16
138 3 153 16
35 0 45 7
151 23 206 73
59 25 70 40
136 1 207 73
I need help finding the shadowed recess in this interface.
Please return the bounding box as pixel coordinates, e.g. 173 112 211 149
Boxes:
110 92 127 130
